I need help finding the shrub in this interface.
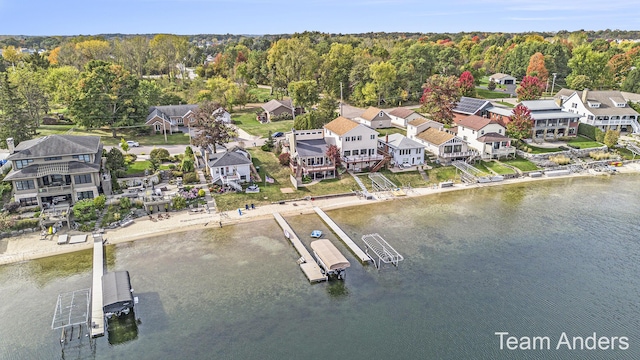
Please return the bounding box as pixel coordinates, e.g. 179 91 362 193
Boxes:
79 222 95 232
183 172 199 184
93 195 106 210
168 164 176 170
198 189 206 197
548 155 571 165
279 152 290 166
172 170 184 178
589 151 611 160
181 158 194 173
185 146 193 157
33 211 41 218
119 197 131 210
73 199 97 222
150 148 171 162
578 123 597 140
172 195 187 210
594 128 605 143
14 218 39 230
3 201 20 213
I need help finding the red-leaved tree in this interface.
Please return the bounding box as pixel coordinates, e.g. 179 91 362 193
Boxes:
457 71 476 97
526 52 549 84
326 144 342 174
506 104 533 140
516 76 545 101
420 74 460 125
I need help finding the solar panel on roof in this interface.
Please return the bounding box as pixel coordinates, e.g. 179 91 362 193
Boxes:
453 97 487 114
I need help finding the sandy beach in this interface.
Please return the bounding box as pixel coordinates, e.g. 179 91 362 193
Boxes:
1 163 639 266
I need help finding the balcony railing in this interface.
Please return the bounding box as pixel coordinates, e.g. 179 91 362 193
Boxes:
342 154 384 163
38 185 72 194
488 146 516 155
440 151 477 158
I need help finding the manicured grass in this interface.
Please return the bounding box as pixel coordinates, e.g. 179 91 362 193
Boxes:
476 88 512 99
232 108 294 137
566 135 602 149
427 166 459 183
377 128 406 137
524 144 563 154
494 101 515 108
37 124 191 146
248 87 275 102
482 160 516 175
125 161 173 175
501 156 539 172
472 162 493 176
614 147 635 160
378 169 430 188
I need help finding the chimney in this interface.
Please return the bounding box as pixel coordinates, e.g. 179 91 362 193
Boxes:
581 89 589 104
555 97 563 107
6 138 14 153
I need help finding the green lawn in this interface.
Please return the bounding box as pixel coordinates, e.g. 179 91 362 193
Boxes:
426 166 459 183
494 101 515 108
125 161 173 175
232 108 294 137
379 169 430 188
378 128 406 137
248 87 276 103
481 160 516 175
524 143 563 154
501 156 539 172
37 124 191 146
476 88 512 99
566 135 602 149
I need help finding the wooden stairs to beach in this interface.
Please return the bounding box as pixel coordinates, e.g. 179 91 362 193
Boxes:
371 155 391 173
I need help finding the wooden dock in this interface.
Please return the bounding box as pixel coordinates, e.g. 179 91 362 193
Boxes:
90 234 105 337
313 207 373 263
273 212 327 282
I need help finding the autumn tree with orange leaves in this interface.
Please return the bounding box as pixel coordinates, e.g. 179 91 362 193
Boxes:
526 52 549 84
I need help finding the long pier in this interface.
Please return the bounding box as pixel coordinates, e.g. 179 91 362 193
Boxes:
313 207 373 263
90 234 105 337
272 213 327 282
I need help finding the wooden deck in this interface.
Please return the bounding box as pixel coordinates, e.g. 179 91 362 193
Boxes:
273 213 327 282
313 207 373 263
90 234 105 337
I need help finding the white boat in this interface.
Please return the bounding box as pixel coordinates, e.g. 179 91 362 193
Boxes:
310 230 323 238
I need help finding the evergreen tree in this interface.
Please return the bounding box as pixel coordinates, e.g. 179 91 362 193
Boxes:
0 72 31 148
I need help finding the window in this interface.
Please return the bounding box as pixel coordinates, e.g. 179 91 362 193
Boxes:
453 145 462 153
73 154 91 162
19 197 38 206
77 191 94 200
15 180 35 190
74 174 92 184
352 150 359 155
357 135 362 141
499 129 502 134
15 159 33 169
481 130 485 135
361 149 367 156
344 137 349 142
351 136 357 141
572 103 577 108
44 156 62 161
344 150 351 156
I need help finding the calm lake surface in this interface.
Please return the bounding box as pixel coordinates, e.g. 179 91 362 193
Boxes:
1 175 639 359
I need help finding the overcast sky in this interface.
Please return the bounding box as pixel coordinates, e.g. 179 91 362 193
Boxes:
1 0 638 36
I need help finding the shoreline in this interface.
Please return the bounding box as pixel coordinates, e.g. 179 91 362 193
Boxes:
1 164 639 266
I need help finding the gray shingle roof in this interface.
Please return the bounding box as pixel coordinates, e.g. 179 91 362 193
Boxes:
569 90 639 117
476 132 510 143
379 133 424 150
520 100 561 111
388 107 416 119
4 161 100 181
207 151 252 168
295 139 329 157
262 99 292 113
7 135 101 160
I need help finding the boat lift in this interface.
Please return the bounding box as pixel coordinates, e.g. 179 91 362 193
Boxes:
310 239 351 280
361 233 404 269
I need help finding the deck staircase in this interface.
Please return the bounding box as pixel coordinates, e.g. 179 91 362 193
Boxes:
626 142 640 158
349 171 374 199
370 155 391 173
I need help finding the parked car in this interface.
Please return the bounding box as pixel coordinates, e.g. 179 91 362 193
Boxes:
121 140 140 147
272 132 284 138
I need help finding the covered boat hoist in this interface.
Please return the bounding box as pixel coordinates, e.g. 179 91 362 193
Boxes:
310 239 350 280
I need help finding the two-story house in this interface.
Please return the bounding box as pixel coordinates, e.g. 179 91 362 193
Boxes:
556 89 640 133
377 134 425 167
355 107 392 129
146 104 199 134
455 115 515 160
323 116 382 171
4 135 104 208
287 129 335 181
487 100 580 140
452 97 493 123
206 149 252 191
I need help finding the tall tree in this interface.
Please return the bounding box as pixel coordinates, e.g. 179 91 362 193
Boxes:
457 70 476 97
8 66 49 133
621 68 640 93
69 60 144 137
516 75 545 101
420 74 459 125
368 61 397 106
1 46 22 69
45 65 80 108
288 80 319 111
320 43 354 99
205 76 240 110
0 73 31 148
506 104 533 140
149 34 189 80
526 52 549 84
326 144 342 174
267 37 318 96
113 36 150 78
191 101 237 153
566 44 609 89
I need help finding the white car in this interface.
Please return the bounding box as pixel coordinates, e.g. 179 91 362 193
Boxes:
122 140 139 147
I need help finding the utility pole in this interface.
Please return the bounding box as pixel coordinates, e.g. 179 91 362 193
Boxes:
551 73 557 96
340 82 343 116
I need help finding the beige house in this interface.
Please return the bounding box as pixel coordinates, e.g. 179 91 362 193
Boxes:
4 135 104 208
323 116 383 171
413 128 475 164
387 107 425 128
455 115 515 160
355 107 392 129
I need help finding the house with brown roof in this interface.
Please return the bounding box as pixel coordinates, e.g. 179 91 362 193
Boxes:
412 128 475 164
146 104 199 134
323 116 383 171
556 89 639 133
387 107 424 128
259 99 303 122
455 115 515 160
355 107 392 129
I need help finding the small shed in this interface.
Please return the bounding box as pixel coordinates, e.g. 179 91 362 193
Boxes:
310 239 350 280
102 271 134 317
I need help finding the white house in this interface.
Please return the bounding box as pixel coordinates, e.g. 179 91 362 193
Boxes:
206 150 252 190
412 128 475 164
323 116 383 171
355 107 392 129
455 115 515 160
387 108 424 128
377 133 424 167
489 73 516 85
287 129 335 181
558 89 640 133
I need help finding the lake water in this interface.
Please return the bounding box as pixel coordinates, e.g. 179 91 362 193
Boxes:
1 175 639 359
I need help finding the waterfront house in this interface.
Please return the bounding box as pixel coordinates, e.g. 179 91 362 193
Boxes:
487 100 580 140
413 127 475 164
206 149 252 190
355 107 392 129
4 135 104 208
452 97 493 123
323 116 383 172
377 133 425 167
555 89 640 134
455 115 515 160
287 129 336 181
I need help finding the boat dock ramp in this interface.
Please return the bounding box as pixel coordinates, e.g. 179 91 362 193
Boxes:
273 212 327 282
90 234 105 338
313 207 373 264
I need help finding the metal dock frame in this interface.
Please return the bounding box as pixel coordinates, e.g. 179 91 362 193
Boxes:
313 207 374 264
90 234 105 337
361 233 404 269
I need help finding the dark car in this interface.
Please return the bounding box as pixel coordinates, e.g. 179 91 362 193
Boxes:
272 132 284 138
